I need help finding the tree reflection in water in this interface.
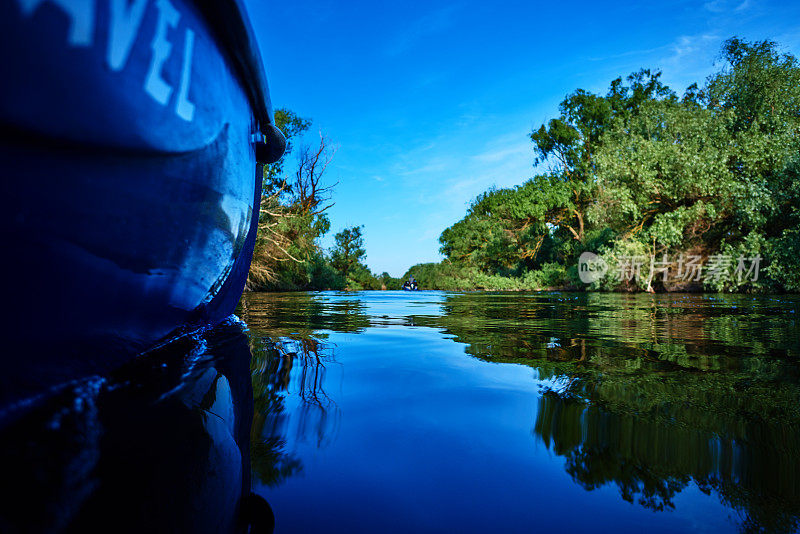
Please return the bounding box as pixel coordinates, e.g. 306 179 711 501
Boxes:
241 293 359 486
412 292 800 534
239 291 800 533
535 391 800 532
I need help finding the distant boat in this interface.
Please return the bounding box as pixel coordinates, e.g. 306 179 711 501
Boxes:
402 279 419 291
0 0 285 409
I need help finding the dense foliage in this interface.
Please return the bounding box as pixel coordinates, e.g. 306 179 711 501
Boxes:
247 109 340 290
247 111 389 291
329 226 405 290
427 38 800 292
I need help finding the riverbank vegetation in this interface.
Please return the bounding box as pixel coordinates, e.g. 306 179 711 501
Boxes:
246 110 392 291
409 38 800 293
250 38 799 293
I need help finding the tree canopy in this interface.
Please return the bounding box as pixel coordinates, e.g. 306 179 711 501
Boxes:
434 38 800 293
331 226 366 280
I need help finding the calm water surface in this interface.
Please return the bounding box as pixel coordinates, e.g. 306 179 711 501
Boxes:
239 291 800 534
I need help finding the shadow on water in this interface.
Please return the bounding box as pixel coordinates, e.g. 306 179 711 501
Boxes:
0 318 273 534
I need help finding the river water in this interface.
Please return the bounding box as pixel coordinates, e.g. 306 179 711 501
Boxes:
240 291 800 534
1 291 797 532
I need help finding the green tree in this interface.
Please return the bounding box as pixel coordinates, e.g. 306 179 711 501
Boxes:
530 69 675 244
704 38 800 291
439 70 678 278
436 37 800 293
248 111 340 291
331 226 366 281
380 272 402 290
593 38 800 291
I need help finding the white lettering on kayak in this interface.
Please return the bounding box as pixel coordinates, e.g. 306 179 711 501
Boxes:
16 0 196 122
107 0 148 71
17 0 95 46
144 0 179 106
175 28 195 121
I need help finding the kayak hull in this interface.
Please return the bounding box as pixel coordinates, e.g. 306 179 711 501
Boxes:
0 0 275 407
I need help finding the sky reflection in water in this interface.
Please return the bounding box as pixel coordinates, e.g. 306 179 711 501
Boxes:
240 291 800 534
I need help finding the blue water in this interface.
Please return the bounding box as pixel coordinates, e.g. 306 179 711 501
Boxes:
241 291 800 533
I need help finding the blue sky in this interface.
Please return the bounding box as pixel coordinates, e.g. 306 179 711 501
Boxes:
243 0 800 277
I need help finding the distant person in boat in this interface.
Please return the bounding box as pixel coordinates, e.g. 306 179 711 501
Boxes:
402 277 418 291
